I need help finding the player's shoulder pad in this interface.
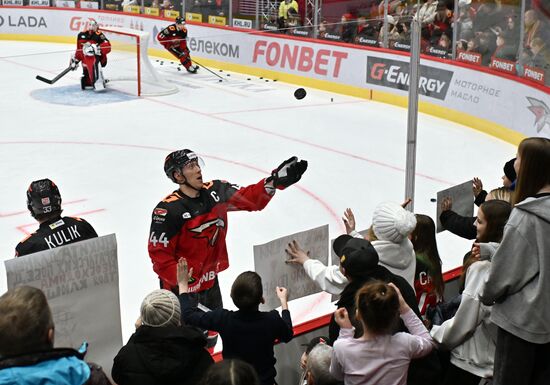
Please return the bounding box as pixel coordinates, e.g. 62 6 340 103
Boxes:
161 190 183 204
67 216 85 222
168 25 176 31
202 181 215 190
17 233 34 245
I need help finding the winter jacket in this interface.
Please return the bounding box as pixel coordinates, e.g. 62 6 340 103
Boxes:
480 195 550 344
0 348 111 385
179 293 293 385
439 210 477 240
431 260 497 378
111 325 213 385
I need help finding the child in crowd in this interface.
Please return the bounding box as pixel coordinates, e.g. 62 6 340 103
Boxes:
199 359 261 385
112 289 213 385
431 199 511 385
177 258 293 385
330 281 435 385
410 214 444 319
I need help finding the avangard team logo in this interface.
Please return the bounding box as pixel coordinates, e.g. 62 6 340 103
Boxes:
189 218 226 246
527 97 550 133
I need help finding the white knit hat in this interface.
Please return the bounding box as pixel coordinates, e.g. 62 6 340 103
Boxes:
140 289 181 327
372 202 417 243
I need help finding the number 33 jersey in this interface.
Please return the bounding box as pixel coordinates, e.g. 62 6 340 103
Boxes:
148 179 273 292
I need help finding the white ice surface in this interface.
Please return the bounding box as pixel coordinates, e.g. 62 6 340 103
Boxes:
0 40 516 344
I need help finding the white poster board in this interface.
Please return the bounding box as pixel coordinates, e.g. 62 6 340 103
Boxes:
436 181 475 233
254 225 328 309
4 234 122 379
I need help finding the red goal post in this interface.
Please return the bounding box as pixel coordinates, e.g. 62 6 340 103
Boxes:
100 26 178 96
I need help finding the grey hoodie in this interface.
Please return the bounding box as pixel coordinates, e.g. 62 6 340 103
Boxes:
480 195 550 344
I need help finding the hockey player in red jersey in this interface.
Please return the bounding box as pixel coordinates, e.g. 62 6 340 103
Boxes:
15 179 98 257
148 149 307 346
157 17 198 73
72 20 112 90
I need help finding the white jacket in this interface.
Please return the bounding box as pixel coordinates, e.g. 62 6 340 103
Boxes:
431 261 497 378
302 231 416 295
371 239 416 288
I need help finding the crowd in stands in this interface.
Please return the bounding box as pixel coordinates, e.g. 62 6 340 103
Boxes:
1 137 549 385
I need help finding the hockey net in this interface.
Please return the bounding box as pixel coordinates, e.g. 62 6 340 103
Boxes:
100 27 178 96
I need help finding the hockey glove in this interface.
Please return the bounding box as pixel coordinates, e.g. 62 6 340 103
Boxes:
69 55 80 71
267 156 308 190
94 44 102 56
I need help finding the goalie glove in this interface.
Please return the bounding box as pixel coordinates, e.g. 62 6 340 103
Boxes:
69 55 80 70
93 44 102 56
266 156 308 190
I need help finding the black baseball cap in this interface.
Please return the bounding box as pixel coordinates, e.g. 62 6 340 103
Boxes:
334 235 379 276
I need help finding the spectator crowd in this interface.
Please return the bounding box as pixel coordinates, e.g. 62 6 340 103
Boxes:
0 136 549 385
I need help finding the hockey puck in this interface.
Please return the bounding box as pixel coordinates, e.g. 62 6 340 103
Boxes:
331 98 333 102
177 67 181 71
273 79 278 82
259 77 263 79
247 78 251 80
430 198 437 202
294 88 306 100
219 69 223 72
265 79 269 82
219 79 223 82
226 74 230 77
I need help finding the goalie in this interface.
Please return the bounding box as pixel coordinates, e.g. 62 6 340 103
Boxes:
157 17 198 74
72 20 112 90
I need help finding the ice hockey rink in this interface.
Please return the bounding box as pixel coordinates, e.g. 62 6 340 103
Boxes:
0 39 517 342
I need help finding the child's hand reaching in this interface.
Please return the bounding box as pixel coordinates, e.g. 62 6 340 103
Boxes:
276 286 289 310
334 307 353 329
177 258 193 294
388 283 410 315
342 208 356 234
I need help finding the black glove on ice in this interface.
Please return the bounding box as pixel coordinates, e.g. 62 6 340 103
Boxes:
267 156 308 190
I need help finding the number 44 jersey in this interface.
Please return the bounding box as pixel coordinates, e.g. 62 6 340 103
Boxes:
148 179 273 292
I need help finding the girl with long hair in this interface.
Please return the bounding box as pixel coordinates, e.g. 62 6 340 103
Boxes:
431 199 511 385
480 137 550 385
410 214 444 317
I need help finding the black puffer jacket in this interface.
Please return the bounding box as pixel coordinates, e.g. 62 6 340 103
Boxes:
112 325 213 385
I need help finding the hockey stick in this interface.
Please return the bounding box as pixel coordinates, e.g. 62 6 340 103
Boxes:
36 65 73 85
192 59 225 81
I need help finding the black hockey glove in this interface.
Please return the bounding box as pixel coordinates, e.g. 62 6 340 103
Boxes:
267 156 308 190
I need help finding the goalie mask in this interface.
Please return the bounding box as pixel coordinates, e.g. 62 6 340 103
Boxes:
164 149 205 183
27 179 62 218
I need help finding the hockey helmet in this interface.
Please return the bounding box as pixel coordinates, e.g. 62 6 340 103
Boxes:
175 16 186 25
164 149 204 182
88 20 99 31
26 179 62 218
